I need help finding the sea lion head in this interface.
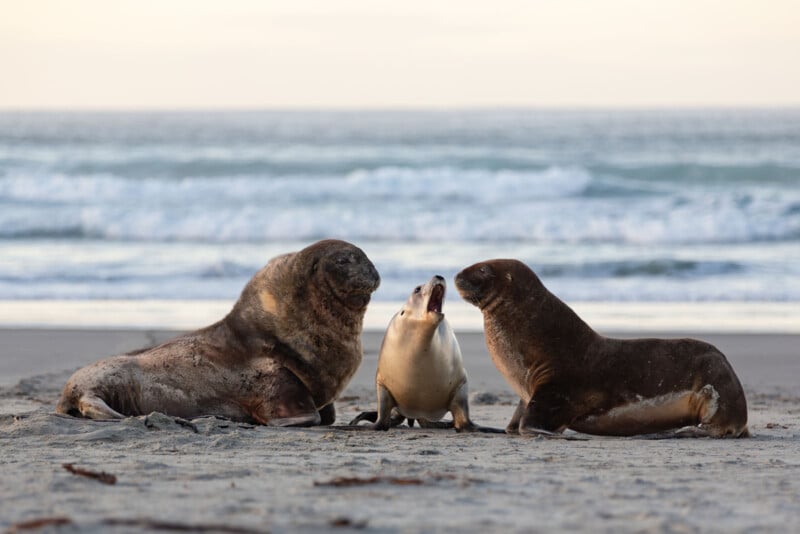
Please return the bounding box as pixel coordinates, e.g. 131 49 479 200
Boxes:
397 275 446 325
305 239 381 311
455 259 541 309
231 239 380 333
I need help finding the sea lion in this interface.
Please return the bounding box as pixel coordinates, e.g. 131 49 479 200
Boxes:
455 259 749 438
56 239 380 427
350 276 501 433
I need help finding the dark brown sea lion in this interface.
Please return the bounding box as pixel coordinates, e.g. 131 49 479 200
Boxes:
56 239 380 427
455 259 749 438
349 276 502 433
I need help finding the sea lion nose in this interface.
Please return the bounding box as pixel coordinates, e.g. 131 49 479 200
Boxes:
434 275 445 282
367 263 381 288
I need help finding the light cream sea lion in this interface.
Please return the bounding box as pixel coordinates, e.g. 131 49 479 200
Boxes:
455 259 749 438
56 239 380 427
350 276 502 433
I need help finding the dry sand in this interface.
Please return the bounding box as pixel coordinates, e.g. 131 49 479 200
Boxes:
1 329 799 533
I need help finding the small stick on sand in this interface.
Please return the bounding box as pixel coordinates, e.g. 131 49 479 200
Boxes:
103 518 268 533
8 517 72 532
62 463 117 485
314 476 426 487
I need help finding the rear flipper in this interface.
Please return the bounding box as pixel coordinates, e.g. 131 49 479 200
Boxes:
466 425 507 434
417 418 454 429
635 424 750 439
634 426 713 440
569 384 748 438
75 394 126 420
413 418 502 433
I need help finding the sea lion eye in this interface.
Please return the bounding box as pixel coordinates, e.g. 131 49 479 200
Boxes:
414 286 421 294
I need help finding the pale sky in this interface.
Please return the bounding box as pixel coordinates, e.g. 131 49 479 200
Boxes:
1 0 799 109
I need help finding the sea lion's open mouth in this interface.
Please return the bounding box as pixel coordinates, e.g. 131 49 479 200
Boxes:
427 284 444 314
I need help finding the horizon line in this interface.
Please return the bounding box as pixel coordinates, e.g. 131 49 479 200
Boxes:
1 104 800 114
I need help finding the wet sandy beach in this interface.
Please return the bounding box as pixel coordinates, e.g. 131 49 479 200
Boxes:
1 329 799 532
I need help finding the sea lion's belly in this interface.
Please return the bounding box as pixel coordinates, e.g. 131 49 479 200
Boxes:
379 352 462 416
378 325 466 420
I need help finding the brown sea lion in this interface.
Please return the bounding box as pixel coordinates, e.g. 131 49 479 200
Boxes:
56 239 380 427
455 259 749 438
349 276 502 433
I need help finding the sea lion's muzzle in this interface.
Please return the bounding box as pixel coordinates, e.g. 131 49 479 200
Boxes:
454 272 479 305
349 261 381 292
345 262 380 310
345 293 372 310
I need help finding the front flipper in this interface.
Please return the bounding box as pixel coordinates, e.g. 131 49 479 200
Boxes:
337 384 398 431
447 381 506 434
505 400 525 434
318 403 336 426
246 368 321 427
517 383 574 436
512 388 590 440
349 410 378 425
348 410 406 428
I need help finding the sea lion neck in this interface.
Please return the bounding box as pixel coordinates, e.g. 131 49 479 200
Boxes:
395 313 440 343
222 299 279 354
487 283 598 361
306 280 365 336
531 296 598 363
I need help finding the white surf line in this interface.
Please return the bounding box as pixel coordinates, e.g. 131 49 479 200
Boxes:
0 300 798 333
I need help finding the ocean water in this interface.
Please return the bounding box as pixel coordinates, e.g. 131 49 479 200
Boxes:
1 109 799 314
